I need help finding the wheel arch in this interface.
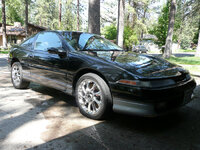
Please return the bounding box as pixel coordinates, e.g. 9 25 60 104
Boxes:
72 68 111 94
11 58 20 67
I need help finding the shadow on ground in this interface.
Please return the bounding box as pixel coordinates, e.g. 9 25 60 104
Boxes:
1 55 200 150
0 57 8 68
152 53 195 58
25 84 200 150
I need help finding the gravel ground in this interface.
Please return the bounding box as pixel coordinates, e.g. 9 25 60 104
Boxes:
0 54 200 150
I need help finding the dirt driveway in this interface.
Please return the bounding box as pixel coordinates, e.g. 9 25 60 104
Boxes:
0 54 200 150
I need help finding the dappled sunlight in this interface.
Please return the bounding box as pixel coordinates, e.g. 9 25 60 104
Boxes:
0 118 49 150
29 89 102 142
1 52 200 149
28 104 200 150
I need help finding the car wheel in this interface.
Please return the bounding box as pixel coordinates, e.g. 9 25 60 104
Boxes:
11 62 30 89
75 73 112 120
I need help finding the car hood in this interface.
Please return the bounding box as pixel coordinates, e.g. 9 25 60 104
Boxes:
85 51 187 79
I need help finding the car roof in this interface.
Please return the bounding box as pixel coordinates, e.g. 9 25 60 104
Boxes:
41 30 96 36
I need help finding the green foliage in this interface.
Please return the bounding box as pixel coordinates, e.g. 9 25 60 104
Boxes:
124 26 138 49
30 0 80 30
32 0 58 29
60 0 77 30
178 49 196 53
5 0 24 25
181 38 191 49
193 22 200 44
103 24 117 40
149 1 169 47
102 24 138 49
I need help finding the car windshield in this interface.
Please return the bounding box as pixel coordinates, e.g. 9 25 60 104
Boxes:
62 32 123 51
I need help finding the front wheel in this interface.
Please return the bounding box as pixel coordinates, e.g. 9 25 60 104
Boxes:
11 62 30 89
75 73 112 120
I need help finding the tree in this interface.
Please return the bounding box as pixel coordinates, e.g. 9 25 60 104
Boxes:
6 0 24 24
103 24 138 50
1 0 7 48
164 0 176 58
25 0 28 37
117 0 125 48
33 0 58 29
59 0 62 28
103 24 117 40
195 30 200 57
88 0 100 34
124 26 138 50
61 0 77 30
77 0 80 31
100 0 117 26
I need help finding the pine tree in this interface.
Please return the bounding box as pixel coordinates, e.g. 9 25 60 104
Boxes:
117 0 125 48
164 0 176 58
88 0 100 34
2 0 7 48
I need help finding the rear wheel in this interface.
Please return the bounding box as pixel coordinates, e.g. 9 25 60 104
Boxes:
11 62 30 89
75 73 112 120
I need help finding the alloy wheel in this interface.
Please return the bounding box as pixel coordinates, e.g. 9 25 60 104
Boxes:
78 79 102 115
12 64 21 86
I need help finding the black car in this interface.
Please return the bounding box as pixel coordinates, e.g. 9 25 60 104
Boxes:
8 31 196 120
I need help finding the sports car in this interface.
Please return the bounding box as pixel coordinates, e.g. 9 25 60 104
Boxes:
8 31 196 119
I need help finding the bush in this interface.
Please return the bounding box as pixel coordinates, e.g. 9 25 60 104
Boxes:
103 24 139 50
124 26 138 50
103 24 117 40
180 38 192 49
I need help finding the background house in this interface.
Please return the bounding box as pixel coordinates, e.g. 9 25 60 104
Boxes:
0 22 46 47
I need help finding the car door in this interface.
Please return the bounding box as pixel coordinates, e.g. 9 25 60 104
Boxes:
18 35 36 79
31 31 70 92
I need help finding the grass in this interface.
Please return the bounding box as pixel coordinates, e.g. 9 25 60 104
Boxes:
167 56 200 65
0 48 10 54
167 56 200 75
177 49 196 53
0 51 9 54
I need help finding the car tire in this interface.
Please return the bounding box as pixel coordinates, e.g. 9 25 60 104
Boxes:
75 73 112 120
11 62 30 89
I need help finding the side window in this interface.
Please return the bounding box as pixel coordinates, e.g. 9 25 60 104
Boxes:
34 32 62 51
21 36 35 49
64 32 80 50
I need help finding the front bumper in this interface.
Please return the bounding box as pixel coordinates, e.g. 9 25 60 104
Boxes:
111 78 196 117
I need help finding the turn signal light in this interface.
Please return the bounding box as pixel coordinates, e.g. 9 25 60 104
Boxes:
118 80 137 86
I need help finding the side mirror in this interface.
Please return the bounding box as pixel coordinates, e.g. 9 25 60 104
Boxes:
47 47 67 58
47 47 59 54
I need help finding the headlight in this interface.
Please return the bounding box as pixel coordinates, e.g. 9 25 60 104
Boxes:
117 80 151 87
117 79 176 88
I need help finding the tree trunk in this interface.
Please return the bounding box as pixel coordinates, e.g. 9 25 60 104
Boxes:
195 30 200 57
164 0 176 58
141 9 147 40
25 0 28 37
88 0 100 34
117 0 125 48
59 0 62 28
2 0 7 48
77 0 80 31
127 0 131 27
